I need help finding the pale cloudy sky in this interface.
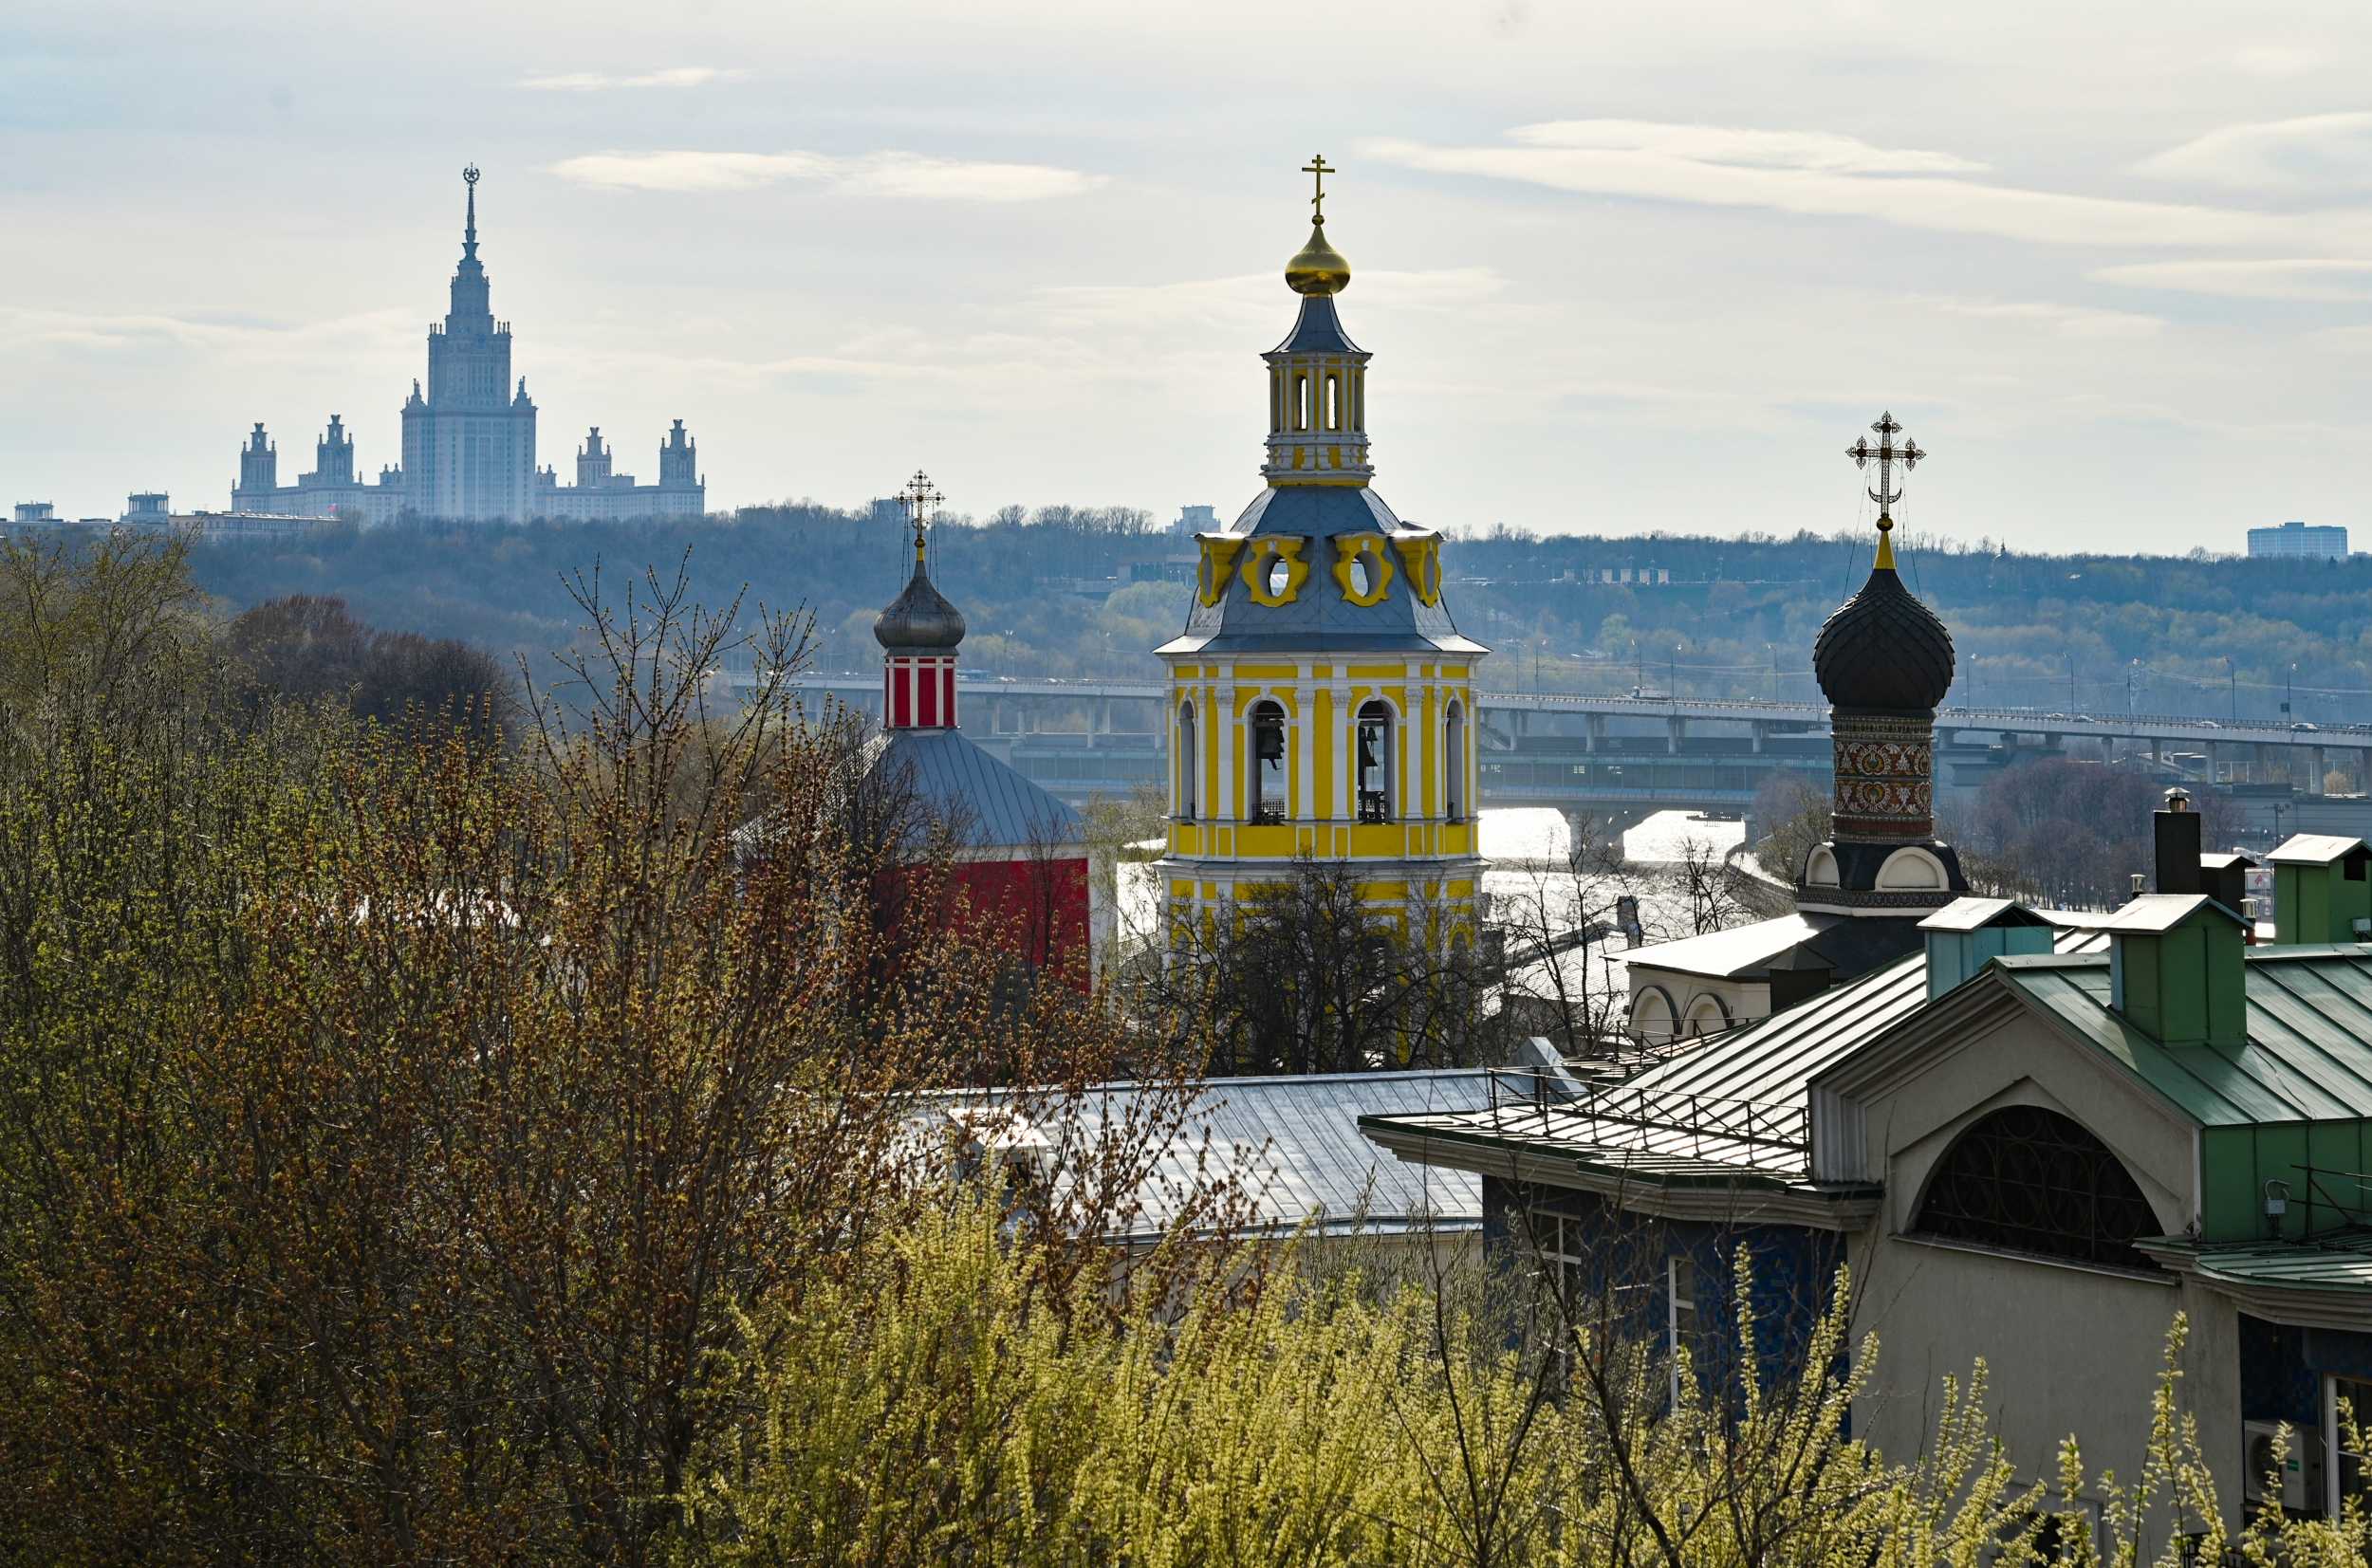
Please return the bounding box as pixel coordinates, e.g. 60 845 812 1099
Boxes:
5 0 2370 552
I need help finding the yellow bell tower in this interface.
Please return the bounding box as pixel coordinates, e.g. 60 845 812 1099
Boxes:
1154 157 1490 941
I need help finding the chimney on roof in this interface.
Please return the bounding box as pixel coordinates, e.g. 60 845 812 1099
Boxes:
2106 895 2247 1048
2154 788 2201 897
2267 833 2372 944
1918 896 2054 1003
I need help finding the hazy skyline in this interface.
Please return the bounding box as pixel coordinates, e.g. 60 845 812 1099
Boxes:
6 0 2370 552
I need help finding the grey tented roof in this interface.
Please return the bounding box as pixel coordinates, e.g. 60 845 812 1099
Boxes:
872 729 1084 852
1156 485 1487 658
921 1069 1498 1241
1269 294 1364 356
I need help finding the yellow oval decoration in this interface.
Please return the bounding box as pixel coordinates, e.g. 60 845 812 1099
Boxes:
1332 535 1395 606
1240 537 1309 606
1197 537 1246 605
1392 535 1442 606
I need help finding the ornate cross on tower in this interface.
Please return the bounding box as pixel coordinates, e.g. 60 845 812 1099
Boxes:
1302 154 1334 223
1846 411 1925 522
1846 412 1926 567
899 469 943 563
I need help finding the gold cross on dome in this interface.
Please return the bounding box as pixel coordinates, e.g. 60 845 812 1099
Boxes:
899 470 942 561
1846 410 1925 523
1302 154 1335 223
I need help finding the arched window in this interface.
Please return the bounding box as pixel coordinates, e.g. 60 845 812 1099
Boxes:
1445 701 1467 822
1356 701 1393 823
1267 556 1292 598
1913 1105 2159 1270
1177 701 1197 821
1248 701 1288 824
1631 987 1676 1043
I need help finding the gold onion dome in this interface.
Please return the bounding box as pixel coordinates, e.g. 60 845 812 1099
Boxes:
1286 220 1350 296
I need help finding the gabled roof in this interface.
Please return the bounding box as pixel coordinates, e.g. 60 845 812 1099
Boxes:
2097 892 2243 933
1919 895 2054 933
872 729 1084 852
1986 946 2372 1126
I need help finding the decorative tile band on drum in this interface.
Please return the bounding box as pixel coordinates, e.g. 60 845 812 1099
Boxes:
1831 711 1936 840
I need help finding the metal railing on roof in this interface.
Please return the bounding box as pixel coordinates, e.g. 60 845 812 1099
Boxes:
1482 1068 1808 1168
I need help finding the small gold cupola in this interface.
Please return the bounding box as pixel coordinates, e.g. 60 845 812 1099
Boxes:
1286 156 1351 296
1263 155 1371 487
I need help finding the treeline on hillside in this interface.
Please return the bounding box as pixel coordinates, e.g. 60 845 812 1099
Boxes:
5 533 2358 1564
178 508 2372 725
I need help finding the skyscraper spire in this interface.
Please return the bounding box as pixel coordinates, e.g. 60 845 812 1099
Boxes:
462 164 480 261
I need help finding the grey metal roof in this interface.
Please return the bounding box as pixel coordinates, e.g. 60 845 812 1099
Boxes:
2268 834 2367 866
872 729 1084 852
1990 946 2372 1126
924 1069 1496 1241
1155 485 1487 659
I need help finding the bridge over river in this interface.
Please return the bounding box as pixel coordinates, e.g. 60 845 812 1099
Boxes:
733 672 2372 839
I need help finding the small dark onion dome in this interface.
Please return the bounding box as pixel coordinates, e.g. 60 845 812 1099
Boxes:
873 563 966 652
1812 535 1955 713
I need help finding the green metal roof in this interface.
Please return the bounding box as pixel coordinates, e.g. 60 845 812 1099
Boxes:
1992 945 2372 1127
1358 925 2110 1189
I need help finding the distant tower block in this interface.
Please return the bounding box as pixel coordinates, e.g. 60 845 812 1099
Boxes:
239 423 278 494
314 415 355 486
577 427 613 489
658 419 698 491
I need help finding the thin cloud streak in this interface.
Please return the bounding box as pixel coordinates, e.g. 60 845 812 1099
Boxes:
518 66 745 90
1510 120 1988 175
547 149 1103 201
2093 258 2372 303
1362 128 2322 249
2137 111 2372 191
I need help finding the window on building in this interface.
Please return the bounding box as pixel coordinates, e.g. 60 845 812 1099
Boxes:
1248 701 1288 824
1445 701 1467 821
1531 1209 1586 1308
1267 555 1292 598
1177 701 1197 821
1347 555 1371 598
1911 1105 2159 1270
1668 1253 1699 1407
1357 701 1393 822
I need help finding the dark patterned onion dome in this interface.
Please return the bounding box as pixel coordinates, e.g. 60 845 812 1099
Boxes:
1813 560 1954 712
873 565 966 652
